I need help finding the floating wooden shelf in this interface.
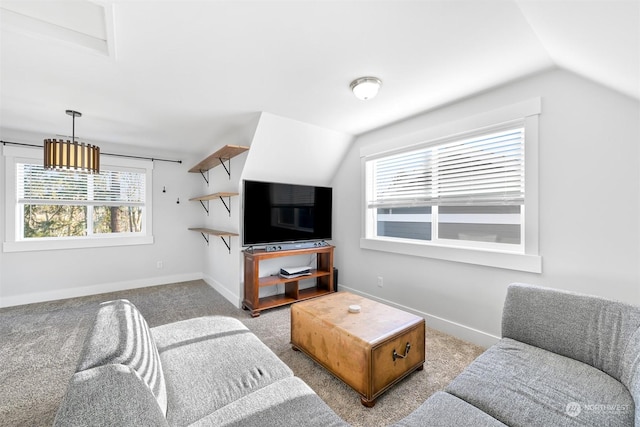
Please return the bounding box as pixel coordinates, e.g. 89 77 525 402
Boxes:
188 227 238 237
189 227 238 253
188 144 249 178
189 192 238 216
189 192 239 202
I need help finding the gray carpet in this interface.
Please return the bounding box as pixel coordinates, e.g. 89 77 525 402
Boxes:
0 280 484 426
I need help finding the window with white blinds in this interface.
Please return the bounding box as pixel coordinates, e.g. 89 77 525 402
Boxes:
3 145 154 252
365 125 525 250
369 127 524 209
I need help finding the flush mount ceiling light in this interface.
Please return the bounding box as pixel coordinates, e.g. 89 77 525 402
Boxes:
44 110 100 174
350 76 382 100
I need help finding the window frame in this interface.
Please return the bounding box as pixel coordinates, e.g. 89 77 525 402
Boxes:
360 98 541 273
3 145 154 252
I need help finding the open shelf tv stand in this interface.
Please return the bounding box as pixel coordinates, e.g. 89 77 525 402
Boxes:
242 245 334 317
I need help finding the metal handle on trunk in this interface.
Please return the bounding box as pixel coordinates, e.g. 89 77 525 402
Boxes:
392 342 411 361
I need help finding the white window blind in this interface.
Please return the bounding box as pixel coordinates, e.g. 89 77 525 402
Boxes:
18 164 87 202
371 149 434 208
93 170 145 205
369 127 524 208
18 164 145 205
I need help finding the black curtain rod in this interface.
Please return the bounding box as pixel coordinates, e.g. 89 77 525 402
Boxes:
1 140 182 164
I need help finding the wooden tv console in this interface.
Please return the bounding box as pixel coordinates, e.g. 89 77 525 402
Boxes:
242 245 334 317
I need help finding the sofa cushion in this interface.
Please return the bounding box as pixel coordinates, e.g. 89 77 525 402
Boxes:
53 364 169 427
391 391 507 427
502 283 640 383
77 299 167 416
188 376 349 427
151 316 294 427
621 326 640 426
445 338 634 427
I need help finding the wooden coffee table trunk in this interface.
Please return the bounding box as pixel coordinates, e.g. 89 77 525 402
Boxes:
291 291 425 407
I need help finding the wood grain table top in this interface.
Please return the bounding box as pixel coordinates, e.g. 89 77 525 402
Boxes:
292 291 424 345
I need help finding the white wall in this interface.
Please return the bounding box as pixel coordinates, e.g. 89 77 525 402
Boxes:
243 112 353 186
0 131 203 307
331 69 640 347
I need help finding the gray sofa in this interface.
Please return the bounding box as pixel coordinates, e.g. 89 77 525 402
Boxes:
53 299 348 427
55 283 639 426
395 283 640 427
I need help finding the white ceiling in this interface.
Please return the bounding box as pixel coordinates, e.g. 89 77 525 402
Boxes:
1 0 638 156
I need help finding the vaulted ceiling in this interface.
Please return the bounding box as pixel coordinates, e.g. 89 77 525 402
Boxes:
1 1 638 155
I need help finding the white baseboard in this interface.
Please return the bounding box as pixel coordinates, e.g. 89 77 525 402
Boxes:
0 272 203 308
338 284 500 349
202 274 241 309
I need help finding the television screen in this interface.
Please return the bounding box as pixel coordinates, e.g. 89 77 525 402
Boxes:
243 180 332 246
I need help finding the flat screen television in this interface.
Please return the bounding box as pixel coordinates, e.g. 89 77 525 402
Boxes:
243 180 332 247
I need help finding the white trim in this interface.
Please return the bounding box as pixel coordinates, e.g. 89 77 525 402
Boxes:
0 1 116 58
524 114 539 255
202 273 241 308
439 213 521 225
0 272 202 308
3 235 154 252
360 98 541 158
360 237 542 273
338 284 500 348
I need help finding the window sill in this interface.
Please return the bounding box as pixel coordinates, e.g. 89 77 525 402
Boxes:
360 238 541 273
3 235 154 252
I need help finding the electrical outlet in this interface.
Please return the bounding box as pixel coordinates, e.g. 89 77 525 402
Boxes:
156 261 164 269
377 276 383 287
